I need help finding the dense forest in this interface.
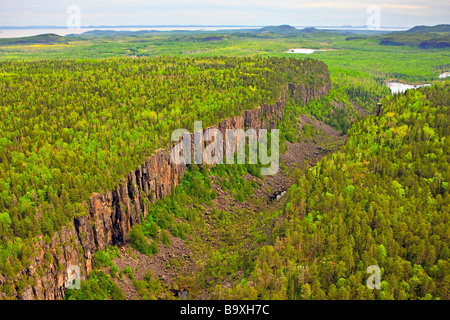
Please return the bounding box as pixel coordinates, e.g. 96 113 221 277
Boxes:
65 79 449 300
201 83 450 299
0 29 448 300
0 56 329 291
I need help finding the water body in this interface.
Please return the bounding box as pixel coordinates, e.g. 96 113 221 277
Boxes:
386 82 431 95
269 190 287 201
439 71 450 79
276 190 286 200
287 48 330 54
0 25 408 39
0 26 260 38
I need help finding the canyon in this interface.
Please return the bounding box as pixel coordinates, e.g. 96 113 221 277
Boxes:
6 70 331 300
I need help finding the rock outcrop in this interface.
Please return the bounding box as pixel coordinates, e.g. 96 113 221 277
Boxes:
11 71 331 300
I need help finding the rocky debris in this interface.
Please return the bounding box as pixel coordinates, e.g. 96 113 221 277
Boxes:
111 234 195 300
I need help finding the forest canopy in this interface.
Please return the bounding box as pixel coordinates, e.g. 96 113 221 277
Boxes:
223 82 450 300
0 56 328 280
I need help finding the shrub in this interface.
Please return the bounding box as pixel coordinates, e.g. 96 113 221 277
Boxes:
129 224 151 256
161 230 171 247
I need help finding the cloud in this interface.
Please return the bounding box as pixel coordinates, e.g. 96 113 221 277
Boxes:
293 2 427 10
0 0 448 27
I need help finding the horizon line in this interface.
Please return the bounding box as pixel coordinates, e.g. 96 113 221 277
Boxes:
0 24 412 29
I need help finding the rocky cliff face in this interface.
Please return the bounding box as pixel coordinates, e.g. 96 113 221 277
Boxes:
13 72 331 300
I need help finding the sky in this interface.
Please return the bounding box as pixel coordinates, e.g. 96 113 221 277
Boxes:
0 0 449 28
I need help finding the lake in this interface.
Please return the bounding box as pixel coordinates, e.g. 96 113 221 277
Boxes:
386 82 431 94
0 26 261 38
286 48 332 54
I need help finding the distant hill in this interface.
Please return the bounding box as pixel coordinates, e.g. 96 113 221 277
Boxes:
257 25 300 34
299 27 320 33
72 29 160 37
0 33 68 46
255 25 323 35
405 24 450 33
378 24 450 49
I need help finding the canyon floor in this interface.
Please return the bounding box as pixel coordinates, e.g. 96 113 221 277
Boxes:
109 113 347 300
